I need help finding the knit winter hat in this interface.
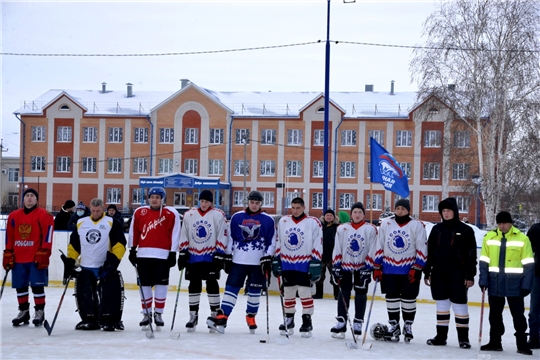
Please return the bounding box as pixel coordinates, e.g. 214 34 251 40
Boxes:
76 201 86 210
23 188 39 201
107 204 118 212
395 199 410 213
324 209 335 216
496 211 513 224
63 200 76 209
199 190 213 203
350 202 365 214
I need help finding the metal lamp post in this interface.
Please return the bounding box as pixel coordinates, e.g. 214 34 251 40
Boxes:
472 175 482 228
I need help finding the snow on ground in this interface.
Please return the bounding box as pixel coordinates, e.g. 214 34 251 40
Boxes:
1 284 533 360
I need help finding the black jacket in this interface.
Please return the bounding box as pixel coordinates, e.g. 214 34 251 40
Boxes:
320 216 339 262
526 223 540 277
54 208 73 230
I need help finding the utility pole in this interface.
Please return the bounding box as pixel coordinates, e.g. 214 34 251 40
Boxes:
243 134 248 207
0 139 9 211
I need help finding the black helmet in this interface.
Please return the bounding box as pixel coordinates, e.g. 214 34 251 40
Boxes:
247 190 263 202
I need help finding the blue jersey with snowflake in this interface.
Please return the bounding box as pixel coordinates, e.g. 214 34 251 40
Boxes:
227 210 276 265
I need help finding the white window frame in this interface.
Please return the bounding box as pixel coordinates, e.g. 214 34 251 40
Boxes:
286 160 302 177
107 188 121 204
399 162 412 179
261 129 276 145
314 130 324 146
341 130 357 146
107 158 122 173
8 168 19 182
312 192 323 209
233 191 245 206
234 160 249 176
452 163 469 180
424 130 441 147
368 130 384 146
339 193 355 210
366 193 383 210
262 191 275 207
422 195 440 212
454 131 471 148
185 128 199 144
456 196 471 212
235 129 250 144
134 128 148 143
159 128 174 144
174 192 187 206
31 126 46 142
209 159 223 175
132 158 147 174
31 156 46 172
132 188 145 205
81 157 97 173
209 128 224 144
108 127 123 143
396 130 412 147
57 126 72 142
340 161 356 178
159 158 174 174
260 160 275 177
184 159 198 175
423 162 440 180
287 129 303 146
8 193 18 207
313 161 324 178
83 127 97 143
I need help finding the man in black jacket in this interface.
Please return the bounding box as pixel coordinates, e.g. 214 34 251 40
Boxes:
315 209 340 299
423 197 477 349
54 200 76 230
526 222 540 349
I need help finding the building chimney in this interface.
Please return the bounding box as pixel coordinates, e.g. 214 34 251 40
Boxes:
126 83 133 98
390 80 395 95
180 79 190 89
101 82 107 93
365 84 374 92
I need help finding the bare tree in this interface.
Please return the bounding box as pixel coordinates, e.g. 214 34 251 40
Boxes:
411 0 540 227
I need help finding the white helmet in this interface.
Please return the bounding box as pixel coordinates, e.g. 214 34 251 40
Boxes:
370 323 388 341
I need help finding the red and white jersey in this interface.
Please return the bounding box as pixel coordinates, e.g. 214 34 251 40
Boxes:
332 221 378 272
128 205 181 259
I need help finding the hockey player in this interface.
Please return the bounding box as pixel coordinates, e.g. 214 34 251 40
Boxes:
128 187 180 330
372 199 427 343
330 202 378 339
273 197 323 338
179 190 228 332
63 198 126 331
424 198 477 349
206 190 276 334
4 188 54 327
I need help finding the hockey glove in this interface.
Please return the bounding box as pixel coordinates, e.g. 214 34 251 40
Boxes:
408 265 423 284
308 259 322 282
223 254 233 274
60 253 77 285
99 251 120 279
521 289 531 298
128 248 137 267
177 251 189 271
331 266 342 284
167 251 176 268
272 258 282 278
355 270 372 290
34 248 51 270
212 253 226 273
260 255 272 276
372 265 383 282
3 249 14 270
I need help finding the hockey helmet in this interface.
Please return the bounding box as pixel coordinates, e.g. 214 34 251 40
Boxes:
370 323 388 341
247 190 263 202
148 187 166 202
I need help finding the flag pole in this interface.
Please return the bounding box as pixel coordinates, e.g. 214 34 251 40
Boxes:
370 182 373 223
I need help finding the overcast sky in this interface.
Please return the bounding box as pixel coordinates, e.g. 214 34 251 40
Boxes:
1 0 438 157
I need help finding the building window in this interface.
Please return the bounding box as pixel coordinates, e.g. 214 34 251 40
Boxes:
57 126 72 142
134 128 148 143
108 127 123 143
261 129 276 145
260 160 275 176
210 128 224 144
394 194 409 202
284 192 299 208
340 161 356 178
424 130 441 147
423 162 440 180
159 158 174 174
185 128 198 144
422 195 439 211
262 191 275 207
8 168 19 182
31 126 46 142
454 131 470 148
341 130 357 146
8 193 18 207
83 127 98 143
81 157 97 173
233 191 245 206
59 104 70 111
396 130 412 147
234 160 249 176
184 159 198 175
287 129 303 146
235 129 250 144
455 196 471 212
286 160 302 177
174 192 187 206
107 188 121 204
56 157 71 172
313 161 324 177
314 130 324 146
312 192 323 209
452 163 469 180
31 156 46 172
367 162 371 178
209 159 223 175
366 193 383 210
132 158 147 174
159 128 174 143
132 188 145 204
368 130 385 146
399 162 412 178
339 193 355 210
108 158 122 173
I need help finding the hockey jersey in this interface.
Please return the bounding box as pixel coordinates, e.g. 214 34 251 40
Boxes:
5 207 54 263
227 210 276 265
129 205 181 260
276 214 323 273
373 216 427 275
69 213 126 268
332 221 378 272
179 207 228 263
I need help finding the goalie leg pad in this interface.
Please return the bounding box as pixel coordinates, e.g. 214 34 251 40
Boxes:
75 270 99 323
98 270 124 326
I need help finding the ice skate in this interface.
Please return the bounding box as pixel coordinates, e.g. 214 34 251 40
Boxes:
208 311 217 333
101 324 116 332
12 309 30 327
185 311 198 333
427 325 448 346
154 312 164 331
115 321 124 331
457 327 470 349
279 315 295 336
353 319 363 337
299 314 313 338
331 316 347 339
480 340 503 351
139 313 152 331
206 309 228 334
32 309 45 327
384 320 401 342
75 321 101 330
403 321 413 343
246 314 257 334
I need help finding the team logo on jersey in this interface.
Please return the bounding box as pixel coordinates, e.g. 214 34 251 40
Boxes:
346 233 365 258
386 229 410 255
283 227 304 252
191 220 213 244
86 229 102 245
18 223 32 240
239 219 261 241
139 208 148 216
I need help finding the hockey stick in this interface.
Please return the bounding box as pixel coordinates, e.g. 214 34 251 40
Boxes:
477 289 491 360
44 275 71 336
169 269 184 339
259 271 271 344
276 275 290 344
0 269 10 301
336 279 359 349
134 265 155 339
361 279 378 350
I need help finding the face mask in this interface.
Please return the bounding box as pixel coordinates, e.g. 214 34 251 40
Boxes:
76 210 84 216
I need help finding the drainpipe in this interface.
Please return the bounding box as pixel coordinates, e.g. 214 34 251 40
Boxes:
332 116 344 210
227 116 235 217
145 115 154 176
15 114 26 207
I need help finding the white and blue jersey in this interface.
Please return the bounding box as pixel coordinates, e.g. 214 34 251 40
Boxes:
332 221 378 272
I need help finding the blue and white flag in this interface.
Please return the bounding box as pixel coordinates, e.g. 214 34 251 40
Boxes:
369 137 410 198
